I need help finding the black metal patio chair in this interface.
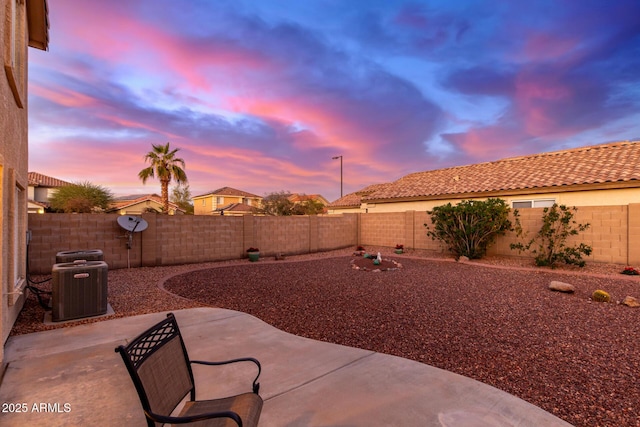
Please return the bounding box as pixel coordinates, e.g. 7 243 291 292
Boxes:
115 313 263 427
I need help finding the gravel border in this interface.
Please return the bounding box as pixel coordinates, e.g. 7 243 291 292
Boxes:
12 247 640 426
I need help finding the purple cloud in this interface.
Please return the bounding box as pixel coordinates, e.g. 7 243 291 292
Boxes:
28 0 640 201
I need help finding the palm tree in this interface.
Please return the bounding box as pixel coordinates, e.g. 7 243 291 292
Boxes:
138 142 188 213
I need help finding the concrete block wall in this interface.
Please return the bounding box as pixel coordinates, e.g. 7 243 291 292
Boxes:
359 210 448 253
27 213 359 273
153 215 245 266
628 204 640 265
26 205 638 273
360 212 406 248
254 215 310 256
415 211 449 252
487 209 544 258
569 205 628 265
358 205 636 264
317 214 358 251
488 206 630 264
27 213 133 272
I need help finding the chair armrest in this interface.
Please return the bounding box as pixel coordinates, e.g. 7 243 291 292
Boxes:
145 409 242 426
191 357 262 394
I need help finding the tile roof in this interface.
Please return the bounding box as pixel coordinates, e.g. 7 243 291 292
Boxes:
328 183 391 208
28 172 71 188
28 199 48 208
113 193 160 201
215 203 256 213
365 141 640 201
108 194 183 212
193 186 261 199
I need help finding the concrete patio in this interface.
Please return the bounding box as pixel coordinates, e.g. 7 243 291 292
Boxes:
1 307 572 426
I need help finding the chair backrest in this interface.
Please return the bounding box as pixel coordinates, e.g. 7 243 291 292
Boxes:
116 313 195 426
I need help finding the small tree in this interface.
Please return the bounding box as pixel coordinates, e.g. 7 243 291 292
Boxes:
425 198 513 259
510 204 592 268
138 142 188 213
259 191 326 215
171 183 194 214
259 191 296 216
49 181 114 213
292 197 326 215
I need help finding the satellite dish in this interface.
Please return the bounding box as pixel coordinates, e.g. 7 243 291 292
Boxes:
117 215 148 233
117 216 149 268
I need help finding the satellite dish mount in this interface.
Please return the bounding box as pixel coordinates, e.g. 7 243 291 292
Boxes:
117 216 148 268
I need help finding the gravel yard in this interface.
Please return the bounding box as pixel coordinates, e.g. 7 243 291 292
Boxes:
12 247 640 427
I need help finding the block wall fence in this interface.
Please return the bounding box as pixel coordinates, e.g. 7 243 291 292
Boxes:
26 204 640 273
26 213 359 274
359 204 640 266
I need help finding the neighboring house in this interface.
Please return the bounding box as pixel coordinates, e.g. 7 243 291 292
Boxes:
288 193 329 214
192 187 262 216
288 193 330 206
1 0 49 364
328 141 640 213
28 199 47 214
108 194 185 215
327 183 390 214
27 171 70 213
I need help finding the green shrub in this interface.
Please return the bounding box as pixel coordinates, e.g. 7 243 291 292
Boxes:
510 204 592 268
425 198 513 259
49 181 114 213
592 290 610 302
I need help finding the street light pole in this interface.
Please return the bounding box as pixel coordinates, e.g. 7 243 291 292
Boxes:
332 155 343 197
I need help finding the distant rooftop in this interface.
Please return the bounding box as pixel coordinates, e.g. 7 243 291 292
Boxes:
214 203 256 214
108 194 183 213
193 186 261 199
28 172 70 188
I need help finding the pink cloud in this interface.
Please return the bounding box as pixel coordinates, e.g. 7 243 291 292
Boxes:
512 68 575 137
519 33 583 63
227 95 397 155
96 114 181 140
51 1 275 93
30 83 98 108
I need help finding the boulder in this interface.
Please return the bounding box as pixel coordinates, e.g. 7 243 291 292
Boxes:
549 281 575 293
622 296 640 308
458 256 469 262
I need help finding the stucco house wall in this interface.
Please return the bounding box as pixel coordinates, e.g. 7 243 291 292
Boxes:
1 0 49 364
359 187 640 213
193 187 262 215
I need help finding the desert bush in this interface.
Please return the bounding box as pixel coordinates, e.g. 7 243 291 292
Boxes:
49 181 114 213
510 204 592 268
425 198 513 259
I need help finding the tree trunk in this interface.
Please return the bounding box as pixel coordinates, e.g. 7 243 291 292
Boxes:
161 179 170 213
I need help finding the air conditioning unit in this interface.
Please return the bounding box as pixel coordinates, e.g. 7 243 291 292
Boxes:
56 249 104 264
52 261 108 322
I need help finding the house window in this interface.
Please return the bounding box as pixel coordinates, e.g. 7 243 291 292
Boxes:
4 0 27 108
201 199 205 206
8 178 26 305
512 199 556 209
217 196 224 204
14 185 24 286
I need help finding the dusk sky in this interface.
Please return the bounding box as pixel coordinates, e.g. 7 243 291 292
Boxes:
28 0 640 202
